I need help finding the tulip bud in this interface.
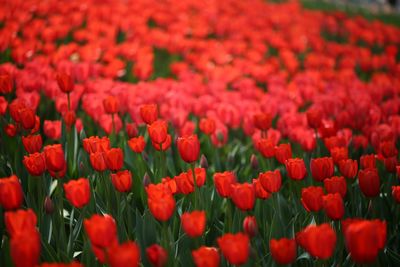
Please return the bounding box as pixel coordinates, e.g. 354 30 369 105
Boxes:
200 154 208 169
44 196 54 214
250 154 258 170
243 216 258 238
143 173 151 187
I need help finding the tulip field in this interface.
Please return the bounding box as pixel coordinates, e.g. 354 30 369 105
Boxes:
1 0 400 266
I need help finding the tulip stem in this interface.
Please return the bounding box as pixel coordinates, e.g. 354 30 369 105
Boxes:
191 163 198 209
67 92 71 111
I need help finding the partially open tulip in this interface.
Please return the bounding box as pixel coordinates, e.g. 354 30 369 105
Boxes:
323 193 344 220
111 170 132 192
253 112 272 131
108 241 141 267
83 136 110 154
213 171 236 198
19 108 36 130
56 72 74 93
243 216 258 238
64 178 90 208
199 117 216 135
257 138 275 158
104 148 124 172
146 244 168 267
274 143 292 164
0 73 13 94
103 95 119 114
270 238 297 265
22 134 42 153
338 159 358 179
177 135 200 163
285 158 307 180
90 152 107 172
146 184 175 221
217 233 249 265
10 229 41 267
181 210 206 238
259 170 281 193
192 246 220 267
23 152 46 176
140 104 158 124
324 176 347 197
44 144 66 174
128 136 145 153
148 120 168 145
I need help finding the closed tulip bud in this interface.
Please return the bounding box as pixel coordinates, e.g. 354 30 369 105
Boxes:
338 159 358 179
104 148 124 171
5 209 37 238
253 112 272 131
44 196 54 214
259 170 281 193
324 176 347 197
199 117 216 135
64 178 90 208
84 214 118 248
146 184 175 221
214 171 236 198
358 168 380 198
218 233 249 265
301 186 324 212
10 229 41 267
19 108 36 130
392 186 400 203
342 219 386 263
108 241 141 267
63 110 76 129
44 144 66 173
177 135 200 163
126 122 138 138
323 193 344 220
111 170 132 192
181 210 206 238
143 173 151 187
257 138 275 158
5 123 17 137
146 244 168 267
200 154 208 169
140 104 158 125
103 95 119 114
285 158 307 180
274 143 292 164
0 73 13 94
23 152 46 176
22 134 42 153
250 154 258 170
192 246 220 267
0 175 23 210
306 107 323 128
128 136 145 153
270 238 297 265
231 183 255 211
148 120 168 144
296 223 336 260
310 157 334 182
243 216 258 238
56 72 74 93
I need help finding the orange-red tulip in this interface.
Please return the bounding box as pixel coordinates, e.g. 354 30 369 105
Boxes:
111 170 132 192
108 241 141 267
181 210 206 238
128 136 145 153
64 178 90 208
192 246 220 267
140 104 158 125
217 232 249 265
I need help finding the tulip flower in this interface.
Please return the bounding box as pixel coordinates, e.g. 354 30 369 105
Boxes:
310 157 334 182
64 178 91 208
146 184 175 221
301 186 324 212
146 244 168 267
128 136 146 153
56 72 74 93
230 183 255 211
213 171 236 198
83 136 110 154
108 241 141 267
103 95 119 114
140 104 158 125
23 152 46 176
296 223 336 259
22 134 42 154
358 168 380 198
274 143 292 164
324 176 347 197
270 238 297 265
285 158 307 180
104 148 124 172
192 246 220 267
199 117 216 135
323 193 344 220
259 169 281 193
5 209 37 238
217 232 249 265
181 210 206 238
177 134 200 163
10 229 41 267
338 159 358 179
148 120 168 145
44 144 66 174
0 175 23 210
111 170 132 192
84 214 118 248
243 216 258 238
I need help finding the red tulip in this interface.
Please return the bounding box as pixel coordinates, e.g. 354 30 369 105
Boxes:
243 216 258 238
253 112 272 131
83 136 110 154
84 214 118 248
23 152 46 176
103 95 119 114
285 158 307 180
151 134 172 151
111 170 132 192
177 135 200 163
306 107 323 128
9 99 25 123
330 147 348 164
270 238 297 265
64 178 90 208
56 72 74 93
104 148 124 171
181 210 206 238
217 233 249 265
257 138 275 158
259 170 281 193
199 117 216 135
252 178 270 199
379 141 398 158
296 223 336 259
192 246 220 267
301 186 324 212
0 175 23 210
342 219 386 263
146 184 175 221
10 229 41 267
187 167 206 188
126 123 138 138
90 152 107 172
128 136 145 153
323 193 344 220
146 244 168 267
213 171 236 198
338 159 358 179
5 209 37 238
43 144 66 174
140 104 158 125
274 143 292 164
383 156 397 173
161 177 177 194
392 186 400 203
63 110 76 129
148 120 168 144
230 183 255 211
108 241 141 267
324 176 347 197
0 73 13 94
22 134 42 153
5 123 17 137
310 157 334 182
358 168 380 198
175 172 194 194
0 96 8 115
360 154 376 169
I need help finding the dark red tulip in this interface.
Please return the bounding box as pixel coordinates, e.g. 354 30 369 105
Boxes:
199 117 216 135
108 241 141 267
213 171 236 198
23 152 46 176
285 158 307 180
22 134 42 154
19 108 36 130
0 73 13 94
104 148 124 171
270 238 297 265
126 122 138 138
64 178 90 208
301 186 324 212
296 223 336 259
192 246 220 267
306 107 323 128
243 216 258 238
358 168 380 198
146 244 168 267
181 210 206 238
0 96 8 115
360 154 376 169
338 159 358 179
218 233 249 265
5 123 17 137
392 186 400 203
330 147 348 164
0 175 23 210
9 99 25 123
5 209 37 238
56 72 74 93
231 183 255 211
324 176 347 197
84 214 118 248
323 193 344 220
274 143 292 164
310 157 334 182
177 135 200 163
384 156 397 173
111 170 132 192
379 141 398 158
128 136 145 153
140 104 158 125
103 95 119 114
